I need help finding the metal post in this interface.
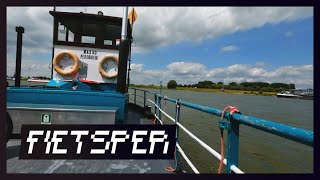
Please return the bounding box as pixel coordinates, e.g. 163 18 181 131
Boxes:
160 80 162 95
15 26 24 87
121 7 129 41
158 95 162 123
175 99 181 170
127 46 131 86
154 94 157 124
134 89 136 104
143 91 146 109
226 117 239 173
51 6 55 79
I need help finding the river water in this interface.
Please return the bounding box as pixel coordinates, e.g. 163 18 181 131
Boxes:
130 88 313 173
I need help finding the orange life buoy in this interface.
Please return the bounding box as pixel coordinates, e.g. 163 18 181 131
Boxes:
53 51 79 76
98 55 118 79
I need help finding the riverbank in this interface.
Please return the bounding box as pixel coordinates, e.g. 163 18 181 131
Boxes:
130 85 277 96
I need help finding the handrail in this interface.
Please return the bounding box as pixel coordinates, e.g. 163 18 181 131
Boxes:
149 99 244 174
129 87 313 173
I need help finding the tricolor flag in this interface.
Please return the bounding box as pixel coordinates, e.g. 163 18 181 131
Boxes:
116 39 120 46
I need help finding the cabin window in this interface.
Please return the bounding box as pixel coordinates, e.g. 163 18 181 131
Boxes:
104 40 113 45
82 36 95 44
58 22 67 41
68 30 74 42
53 14 130 50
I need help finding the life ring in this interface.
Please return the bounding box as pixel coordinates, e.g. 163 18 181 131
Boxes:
98 55 118 78
53 51 79 76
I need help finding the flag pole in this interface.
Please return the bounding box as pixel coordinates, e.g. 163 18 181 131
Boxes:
50 6 56 79
121 7 129 41
127 8 134 87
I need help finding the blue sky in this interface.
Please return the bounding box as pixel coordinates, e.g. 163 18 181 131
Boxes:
133 17 313 70
6 7 313 88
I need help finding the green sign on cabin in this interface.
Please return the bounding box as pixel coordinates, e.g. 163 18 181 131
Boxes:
41 113 52 124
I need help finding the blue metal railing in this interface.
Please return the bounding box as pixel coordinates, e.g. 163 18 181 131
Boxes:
129 88 313 173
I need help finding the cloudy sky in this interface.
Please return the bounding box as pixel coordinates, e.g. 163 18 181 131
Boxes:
6 7 313 88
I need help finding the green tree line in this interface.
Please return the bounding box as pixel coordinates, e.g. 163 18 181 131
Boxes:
175 80 295 92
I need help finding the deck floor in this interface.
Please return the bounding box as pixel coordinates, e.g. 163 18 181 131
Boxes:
6 103 174 174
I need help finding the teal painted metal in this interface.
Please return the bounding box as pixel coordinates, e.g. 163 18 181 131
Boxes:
226 116 239 173
7 86 128 122
47 79 68 87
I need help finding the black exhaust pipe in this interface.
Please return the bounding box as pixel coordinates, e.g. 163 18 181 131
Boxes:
15 26 24 87
116 39 130 93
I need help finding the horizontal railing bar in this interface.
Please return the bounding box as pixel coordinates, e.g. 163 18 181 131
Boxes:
149 94 314 147
176 143 200 174
148 100 225 161
148 99 243 174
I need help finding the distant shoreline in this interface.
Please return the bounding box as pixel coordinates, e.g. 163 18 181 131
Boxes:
6 81 277 96
130 85 277 96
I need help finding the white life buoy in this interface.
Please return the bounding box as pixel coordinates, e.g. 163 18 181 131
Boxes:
98 55 118 79
53 51 79 76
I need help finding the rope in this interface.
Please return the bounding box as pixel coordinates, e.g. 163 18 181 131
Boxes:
218 106 240 174
165 166 176 172
165 148 178 173
153 115 156 125
218 130 224 174
163 95 167 124
164 95 178 173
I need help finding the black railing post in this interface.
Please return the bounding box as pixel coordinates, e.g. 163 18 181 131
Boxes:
175 99 181 170
15 26 24 87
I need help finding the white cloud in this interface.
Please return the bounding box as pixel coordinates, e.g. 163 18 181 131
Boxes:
167 62 206 76
7 58 51 77
220 45 240 52
129 62 313 89
6 6 313 58
285 31 294 37
130 63 144 72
